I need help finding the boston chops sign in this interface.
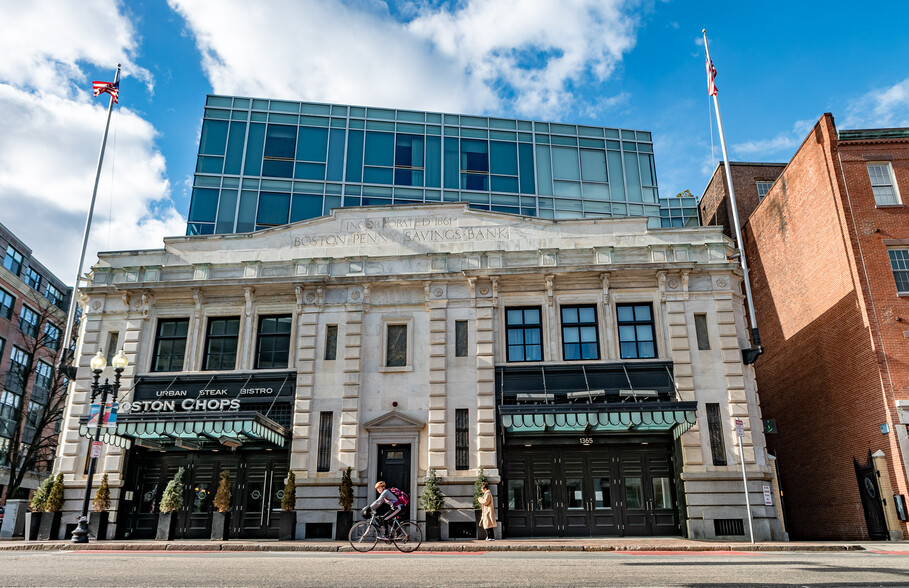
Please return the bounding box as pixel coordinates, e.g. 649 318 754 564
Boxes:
122 371 295 414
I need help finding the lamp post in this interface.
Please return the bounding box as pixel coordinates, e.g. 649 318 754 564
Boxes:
70 349 128 543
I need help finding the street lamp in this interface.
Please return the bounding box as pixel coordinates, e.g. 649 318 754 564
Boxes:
70 349 128 543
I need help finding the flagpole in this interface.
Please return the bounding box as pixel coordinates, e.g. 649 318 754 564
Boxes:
59 64 121 373
702 31 763 362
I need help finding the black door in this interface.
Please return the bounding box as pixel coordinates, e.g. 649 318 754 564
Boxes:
618 450 679 536
561 453 620 537
377 445 411 518
120 450 167 539
854 452 888 540
235 454 288 539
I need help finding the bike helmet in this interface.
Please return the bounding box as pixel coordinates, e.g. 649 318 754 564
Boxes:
374 481 385 490
361 506 371 519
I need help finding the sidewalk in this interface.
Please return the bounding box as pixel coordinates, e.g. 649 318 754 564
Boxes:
0 537 881 553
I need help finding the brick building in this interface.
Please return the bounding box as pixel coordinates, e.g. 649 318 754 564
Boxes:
0 222 70 503
700 114 909 540
699 162 786 244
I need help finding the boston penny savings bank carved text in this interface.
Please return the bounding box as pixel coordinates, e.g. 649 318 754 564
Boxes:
292 215 509 248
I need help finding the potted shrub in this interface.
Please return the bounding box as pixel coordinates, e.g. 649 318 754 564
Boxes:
211 470 231 541
279 471 296 541
37 473 64 540
156 467 184 541
335 467 354 540
90 474 111 540
473 468 488 540
420 468 445 541
25 476 53 540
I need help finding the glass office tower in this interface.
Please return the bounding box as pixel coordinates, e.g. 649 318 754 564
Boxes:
188 95 678 235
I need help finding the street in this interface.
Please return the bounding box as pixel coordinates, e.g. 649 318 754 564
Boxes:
1 549 908 587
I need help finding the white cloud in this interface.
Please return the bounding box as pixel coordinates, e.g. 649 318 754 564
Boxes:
843 77 909 129
168 0 640 118
0 1 183 284
732 118 816 159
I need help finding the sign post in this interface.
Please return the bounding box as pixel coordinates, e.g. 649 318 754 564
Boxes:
735 418 755 544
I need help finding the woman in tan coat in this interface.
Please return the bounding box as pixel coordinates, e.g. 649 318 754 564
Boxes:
479 482 497 541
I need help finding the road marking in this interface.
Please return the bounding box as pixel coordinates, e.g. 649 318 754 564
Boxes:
613 550 768 556
341 551 489 555
868 551 909 555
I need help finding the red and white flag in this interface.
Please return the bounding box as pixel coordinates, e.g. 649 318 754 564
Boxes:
706 58 717 96
92 80 119 103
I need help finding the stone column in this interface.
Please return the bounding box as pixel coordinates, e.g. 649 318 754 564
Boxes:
474 299 497 476
339 308 363 470
427 287 448 475
291 308 318 480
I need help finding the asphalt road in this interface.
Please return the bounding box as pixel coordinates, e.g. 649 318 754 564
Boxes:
1 549 908 587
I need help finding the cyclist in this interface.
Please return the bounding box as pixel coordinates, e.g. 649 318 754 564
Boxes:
370 481 404 538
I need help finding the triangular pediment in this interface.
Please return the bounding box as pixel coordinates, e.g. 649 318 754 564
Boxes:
363 410 426 432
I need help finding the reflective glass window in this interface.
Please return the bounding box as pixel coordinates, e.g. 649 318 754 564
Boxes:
290 193 323 222
264 124 297 159
518 143 535 194
489 141 517 175
606 151 625 200
44 284 63 307
425 136 441 188
255 315 292 369
561 305 599 360
223 122 246 175
652 477 672 509
215 189 237 234
364 131 394 166
18 305 39 338
199 120 229 155
580 149 607 182
624 151 642 202
535 479 553 510
243 123 265 176
490 176 518 193
3 246 23 276
461 174 488 191
363 167 393 184
294 162 325 181
203 316 240 371
551 147 580 180
507 479 525 510
639 153 657 187
326 129 345 181
443 138 459 188
395 134 424 168
593 478 611 509
196 156 223 174
296 126 328 162
236 191 258 233
535 145 552 195
624 478 644 509
506 307 542 362
616 303 656 359
0 288 14 319
566 479 584 509
386 324 407 367
23 267 40 290
345 130 364 183
324 324 338 361
256 192 290 226
152 318 189 372
188 188 219 222
461 139 488 173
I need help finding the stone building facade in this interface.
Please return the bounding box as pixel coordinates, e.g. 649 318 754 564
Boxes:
54 204 782 541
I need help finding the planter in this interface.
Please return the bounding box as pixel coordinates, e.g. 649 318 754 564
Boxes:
279 511 296 541
335 511 353 540
474 510 486 540
211 512 230 541
425 512 441 541
89 512 109 540
37 511 61 541
24 511 42 541
0 499 28 539
156 512 177 541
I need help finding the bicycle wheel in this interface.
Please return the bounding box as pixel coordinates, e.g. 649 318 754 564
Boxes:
392 521 423 553
349 521 378 552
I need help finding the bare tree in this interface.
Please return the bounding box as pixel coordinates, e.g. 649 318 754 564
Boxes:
1 300 74 500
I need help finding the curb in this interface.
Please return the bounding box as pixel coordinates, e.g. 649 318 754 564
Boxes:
0 541 866 553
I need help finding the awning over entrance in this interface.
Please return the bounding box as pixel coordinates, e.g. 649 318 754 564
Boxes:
500 401 697 439
78 411 290 450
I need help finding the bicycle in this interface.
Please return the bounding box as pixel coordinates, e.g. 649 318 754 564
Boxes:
348 510 423 553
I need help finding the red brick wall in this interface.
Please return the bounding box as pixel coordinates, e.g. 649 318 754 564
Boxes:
743 114 909 539
699 163 785 244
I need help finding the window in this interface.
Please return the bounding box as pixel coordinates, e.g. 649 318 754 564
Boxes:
385 324 407 367
45 284 63 307
0 389 22 440
561 305 599 360
460 139 489 190
706 403 727 466
255 315 292 369
455 408 469 470
454 320 468 357
43 322 60 352
0 287 14 320
33 360 53 403
262 124 296 178
23 267 41 290
105 332 120 364
506 307 542 362
317 411 333 472
694 314 711 350
152 318 189 372
394 134 424 186
3 245 23 275
756 181 774 201
616 303 656 359
6 346 31 393
324 325 338 361
867 163 900 205
204 317 240 370
18 305 39 339
889 249 909 294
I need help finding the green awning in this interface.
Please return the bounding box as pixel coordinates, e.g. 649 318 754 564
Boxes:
500 402 697 439
78 411 289 449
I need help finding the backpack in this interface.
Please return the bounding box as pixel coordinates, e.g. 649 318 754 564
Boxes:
388 487 409 507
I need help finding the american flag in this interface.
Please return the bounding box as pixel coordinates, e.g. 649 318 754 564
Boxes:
92 80 119 104
706 58 717 96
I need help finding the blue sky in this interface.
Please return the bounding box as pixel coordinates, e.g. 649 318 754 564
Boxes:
2 0 908 283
